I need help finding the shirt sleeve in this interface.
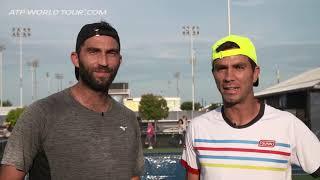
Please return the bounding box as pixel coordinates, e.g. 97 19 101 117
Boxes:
132 116 145 176
181 123 200 174
290 115 320 176
1 104 44 172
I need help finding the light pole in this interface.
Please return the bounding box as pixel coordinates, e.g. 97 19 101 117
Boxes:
46 72 51 95
174 72 180 98
27 59 39 102
182 25 199 117
276 64 280 84
227 0 231 35
12 27 31 107
0 45 5 107
174 72 180 119
55 73 64 92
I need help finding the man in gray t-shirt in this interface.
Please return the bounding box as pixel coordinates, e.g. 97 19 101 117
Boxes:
0 21 144 180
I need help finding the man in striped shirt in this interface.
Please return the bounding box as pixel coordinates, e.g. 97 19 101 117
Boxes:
181 35 320 180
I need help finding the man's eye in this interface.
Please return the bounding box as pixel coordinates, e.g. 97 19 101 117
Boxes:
216 67 226 71
88 49 99 54
108 51 117 56
236 65 245 69
107 50 120 57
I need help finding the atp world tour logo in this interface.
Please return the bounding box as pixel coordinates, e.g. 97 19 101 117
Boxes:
258 140 276 147
8 9 107 16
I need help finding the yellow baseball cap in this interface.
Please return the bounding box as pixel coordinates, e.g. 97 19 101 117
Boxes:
211 34 257 65
211 34 259 86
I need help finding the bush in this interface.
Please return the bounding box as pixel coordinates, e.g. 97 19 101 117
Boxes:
5 108 25 127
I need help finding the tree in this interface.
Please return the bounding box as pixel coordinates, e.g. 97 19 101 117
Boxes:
139 94 169 120
180 101 202 111
139 94 169 146
208 103 222 111
1 100 12 107
5 107 25 127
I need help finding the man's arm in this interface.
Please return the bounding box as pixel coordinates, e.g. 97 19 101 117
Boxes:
129 113 144 179
290 115 320 176
181 122 201 180
131 176 140 180
1 104 46 180
0 165 26 180
187 172 200 180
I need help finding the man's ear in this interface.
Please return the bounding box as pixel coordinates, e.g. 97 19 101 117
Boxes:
71 52 80 68
253 66 260 83
119 54 122 64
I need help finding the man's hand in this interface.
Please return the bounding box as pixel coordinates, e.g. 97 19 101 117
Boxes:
131 176 140 180
187 172 200 180
0 165 26 180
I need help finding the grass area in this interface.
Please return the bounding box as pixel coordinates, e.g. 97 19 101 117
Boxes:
293 175 320 180
143 147 183 154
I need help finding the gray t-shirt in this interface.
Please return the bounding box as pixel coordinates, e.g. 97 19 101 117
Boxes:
1 88 144 180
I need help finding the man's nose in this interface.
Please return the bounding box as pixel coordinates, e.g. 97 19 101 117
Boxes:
224 68 235 83
98 53 109 66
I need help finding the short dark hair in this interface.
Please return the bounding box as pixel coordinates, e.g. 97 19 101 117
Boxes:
211 41 256 72
215 41 240 52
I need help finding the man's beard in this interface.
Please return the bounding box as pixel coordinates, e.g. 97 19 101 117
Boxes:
78 60 119 92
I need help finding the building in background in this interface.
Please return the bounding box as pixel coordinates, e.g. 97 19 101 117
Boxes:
108 82 130 103
255 67 320 137
123 96 181 112
0 106 20 125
